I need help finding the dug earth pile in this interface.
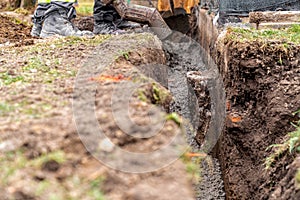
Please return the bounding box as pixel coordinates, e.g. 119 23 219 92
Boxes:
215 28 300 199
0 14 32 46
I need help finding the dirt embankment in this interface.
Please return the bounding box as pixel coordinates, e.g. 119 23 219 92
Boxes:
216 32 300 199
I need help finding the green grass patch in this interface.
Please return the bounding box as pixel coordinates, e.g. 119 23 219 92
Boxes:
165 112 181 125
30 151 66 168
228 24 300 44
14 8 30 15
77 4 94 16
77 0 94 16
296 169 300 188
0 150 27 185
180 151 202 183
0 99 53 119
0 101 15 116
88 177 106 200
0 72 25 86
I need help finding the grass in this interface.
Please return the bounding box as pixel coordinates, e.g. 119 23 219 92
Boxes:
0 35 110 121
165 112 181 125
0 101 16 116
228 24 300 45
180 151 202 183
88 177 106 200
150 83 172 106
0 149 107 199
77 0 94 16
0 72 25 86
265 110 300 170
0 150 66 185
0 99 54 119
119 50 130 60
30 150 66 168
296 169 300 188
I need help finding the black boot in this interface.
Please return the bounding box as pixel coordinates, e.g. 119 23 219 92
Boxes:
93 0 140 34
40 4 93 38
31 3 51 37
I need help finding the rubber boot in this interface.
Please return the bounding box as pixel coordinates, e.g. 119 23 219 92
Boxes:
40 4 94 38
93 0 141 34
31 3 51 37
31 17 43 37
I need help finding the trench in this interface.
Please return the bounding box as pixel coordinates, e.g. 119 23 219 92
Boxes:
163 39 226 199
144 9 227 198
161 7 227 199
75 14 227 198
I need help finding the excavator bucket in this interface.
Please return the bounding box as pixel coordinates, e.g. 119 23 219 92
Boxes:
157 0 199 16
183 0 200 14
157 0 172 13
157 0 199 33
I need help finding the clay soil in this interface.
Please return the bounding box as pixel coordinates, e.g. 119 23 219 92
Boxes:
216 34 300 199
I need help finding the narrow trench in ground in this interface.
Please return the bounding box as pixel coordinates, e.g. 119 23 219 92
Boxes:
158 31 226 199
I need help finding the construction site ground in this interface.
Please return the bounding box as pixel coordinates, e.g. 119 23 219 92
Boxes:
0 6 300 200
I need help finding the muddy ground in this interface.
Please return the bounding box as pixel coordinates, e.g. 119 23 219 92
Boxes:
0 14 198 199
1 8 300 200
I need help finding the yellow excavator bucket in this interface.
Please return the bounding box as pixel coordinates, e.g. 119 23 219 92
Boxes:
157 0 172 12
157 0 199 15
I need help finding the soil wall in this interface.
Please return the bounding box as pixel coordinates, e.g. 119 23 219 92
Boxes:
216 36 300 200
190 7 300 200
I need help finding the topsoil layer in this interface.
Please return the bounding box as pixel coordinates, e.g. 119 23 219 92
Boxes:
217 36 300 199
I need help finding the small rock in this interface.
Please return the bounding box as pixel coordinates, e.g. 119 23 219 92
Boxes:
0 140 16 152
99 138 114 152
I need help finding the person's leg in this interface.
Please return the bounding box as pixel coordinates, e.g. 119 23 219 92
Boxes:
93 0 140 34
31 0 51 37
40 0 93 37
93 0 121 34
